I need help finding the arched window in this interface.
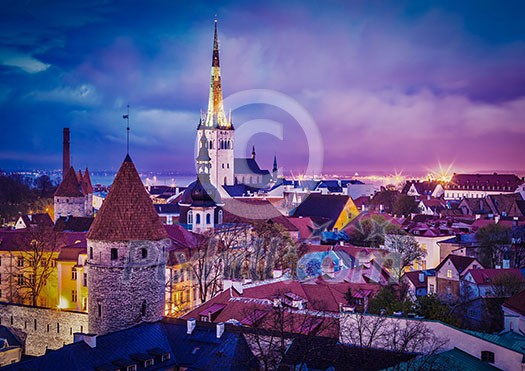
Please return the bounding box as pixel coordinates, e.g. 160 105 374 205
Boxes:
187 210 193 225
224 176 227 185
196 213 201 224
206 213 211 224
218 210 223 224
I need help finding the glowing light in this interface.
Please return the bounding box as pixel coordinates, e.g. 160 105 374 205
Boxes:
427 162 455 183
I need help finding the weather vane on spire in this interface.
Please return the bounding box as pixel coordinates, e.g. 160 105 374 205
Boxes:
122 105 130 155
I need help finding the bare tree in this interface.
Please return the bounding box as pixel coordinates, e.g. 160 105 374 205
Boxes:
240 294 339 371
490 272 525 298
384 234 425 280
340 313 448 370
9 226 59 306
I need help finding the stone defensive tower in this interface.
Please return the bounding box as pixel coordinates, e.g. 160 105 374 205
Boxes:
86 154 169 336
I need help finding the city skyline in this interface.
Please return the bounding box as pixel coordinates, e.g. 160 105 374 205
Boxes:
1 1 525 176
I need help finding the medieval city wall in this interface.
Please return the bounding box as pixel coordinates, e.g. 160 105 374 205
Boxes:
0 302 88 356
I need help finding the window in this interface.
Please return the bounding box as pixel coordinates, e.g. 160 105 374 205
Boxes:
98 303 102 317
41 258 47 267
71 290 77 302
0 273 2 282
89 247 93 259
481 351 495 363
196 214 201 224
187 210 193 225
0 256 2 266
206 213 211 225
17 257 24 267
111 248 118 260
144 358 154 367
141 248 148 259
446 269 452 278
71 267 77 280
161 353 171 362
16 274 24 286
0 289 2 298
83 273 87 287
141 301 147 317
82 297 87 311
218 210 223 224
126 365 137 371
429 284 434 294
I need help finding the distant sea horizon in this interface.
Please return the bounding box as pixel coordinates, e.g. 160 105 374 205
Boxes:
4 168 525 188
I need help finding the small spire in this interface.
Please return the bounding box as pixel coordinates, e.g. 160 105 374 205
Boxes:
273 154 278 173
212 18 220 67
122 105 130 155
251 145 256 159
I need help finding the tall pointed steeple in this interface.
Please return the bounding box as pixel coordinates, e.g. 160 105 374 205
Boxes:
251 145 256 159
273 154 278 176
202 19 231 129
196 132 211 177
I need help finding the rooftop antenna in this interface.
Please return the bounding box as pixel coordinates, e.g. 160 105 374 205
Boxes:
122 105 130 154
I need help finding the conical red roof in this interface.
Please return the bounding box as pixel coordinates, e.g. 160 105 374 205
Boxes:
55 166 83 197
82 168 94 194
87 155 167 241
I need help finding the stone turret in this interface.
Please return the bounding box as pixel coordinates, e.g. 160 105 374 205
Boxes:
86 154 169 336
54 166 85 222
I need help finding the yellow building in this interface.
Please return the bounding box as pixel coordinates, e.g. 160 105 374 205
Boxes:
56 246 88 312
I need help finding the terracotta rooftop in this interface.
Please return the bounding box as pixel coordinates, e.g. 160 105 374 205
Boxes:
87 155 168 241
55 166 83 197
466 268 524 285
503 289 525 316
435 254 482 274
81 168 94 194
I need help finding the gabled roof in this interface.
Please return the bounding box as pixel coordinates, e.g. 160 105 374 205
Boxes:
401 180 440 196
54 216 94 232
222 183 262 197
292 193 351 230
447 173 522 190
403 271 428 289
87 155 167 241
222 198 283 222
55 166 83 197
57 246 87 261
486 193 523 216
502 289 525 316
4 319 258 371
465 268 524 285
18 213 53 228
434 254 481 274
234 158 270 176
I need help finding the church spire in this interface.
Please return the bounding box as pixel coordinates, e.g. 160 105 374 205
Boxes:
252 145 256 159
203 19 230 129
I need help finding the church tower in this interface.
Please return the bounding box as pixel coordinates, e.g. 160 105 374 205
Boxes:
86 154 170 336
198 20 234 189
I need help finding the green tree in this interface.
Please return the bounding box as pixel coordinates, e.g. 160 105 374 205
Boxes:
392 194 420 216
368 286 413 315
349 214 402 247
414 294 459 326
475 223 511 268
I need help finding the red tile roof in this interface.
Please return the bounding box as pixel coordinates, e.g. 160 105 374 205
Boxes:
81 168 94 194
55 166 83 197
502 289 525 316
222 198 283 222
287 216 316 239
435 254 482 274
403 271 427 289
465 268 524 285
447 173 522 191
87 155 167 241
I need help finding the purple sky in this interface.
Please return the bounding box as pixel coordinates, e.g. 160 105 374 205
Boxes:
1 1 525 176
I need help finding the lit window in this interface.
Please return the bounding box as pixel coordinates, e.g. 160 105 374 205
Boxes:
446 269 452 278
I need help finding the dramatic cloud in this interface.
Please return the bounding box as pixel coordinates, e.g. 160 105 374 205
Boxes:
0 0 524 175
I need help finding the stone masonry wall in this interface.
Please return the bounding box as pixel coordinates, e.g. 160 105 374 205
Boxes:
54 196 85 222
0 302 88 356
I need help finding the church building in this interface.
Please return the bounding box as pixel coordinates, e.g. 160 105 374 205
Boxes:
196 20 274 196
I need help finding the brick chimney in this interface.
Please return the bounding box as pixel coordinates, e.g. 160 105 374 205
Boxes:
63 128 70 180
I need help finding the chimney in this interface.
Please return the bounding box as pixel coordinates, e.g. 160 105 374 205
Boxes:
216 322 225 338
186 318 196 335
63 128 70 180
73 333 96 348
